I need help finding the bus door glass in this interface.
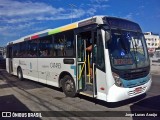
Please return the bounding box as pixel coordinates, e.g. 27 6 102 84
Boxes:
8 46 13 73
77 33 87 91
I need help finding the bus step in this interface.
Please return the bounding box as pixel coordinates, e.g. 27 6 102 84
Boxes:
80 91 93 97
85 84 93 91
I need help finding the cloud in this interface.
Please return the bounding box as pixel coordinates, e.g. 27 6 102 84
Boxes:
136 12 140 16
90 0 109 3
124 13 133 20
0 0 94 25
0 0 82 23
0 0 64 17
88 0 110 9
0 17 33 24
0 22 37 33
0 0 110 25
93 4 110 8
139 5 145 9
87 4 110 9
35 9 85 21
0 0 88 37
0 21 45 43
86 8 97 16
0 0 110 46
86 0 110 15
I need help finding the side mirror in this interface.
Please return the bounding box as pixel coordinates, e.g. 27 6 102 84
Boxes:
98 24 110 29
105 31 111 42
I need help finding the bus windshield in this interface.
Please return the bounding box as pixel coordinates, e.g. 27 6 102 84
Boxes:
107 29 149 70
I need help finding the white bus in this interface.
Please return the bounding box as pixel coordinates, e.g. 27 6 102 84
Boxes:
6 16 152 102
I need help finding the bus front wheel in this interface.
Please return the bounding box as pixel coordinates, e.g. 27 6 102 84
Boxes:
61 75 76 97
17 68 23 81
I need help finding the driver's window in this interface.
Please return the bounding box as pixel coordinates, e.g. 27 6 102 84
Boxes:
96 33 105 72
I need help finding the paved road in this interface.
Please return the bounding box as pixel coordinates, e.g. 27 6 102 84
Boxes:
0 69 160 120
151 64 160 75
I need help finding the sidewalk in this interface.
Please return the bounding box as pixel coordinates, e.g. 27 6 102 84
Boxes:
151 63 160 75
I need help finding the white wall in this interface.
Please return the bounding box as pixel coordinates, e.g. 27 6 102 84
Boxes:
144 32 160 49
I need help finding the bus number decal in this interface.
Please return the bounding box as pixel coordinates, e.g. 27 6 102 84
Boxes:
19 60 26 66
50 63 61 69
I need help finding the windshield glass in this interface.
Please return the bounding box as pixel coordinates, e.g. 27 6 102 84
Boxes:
107 29 149 70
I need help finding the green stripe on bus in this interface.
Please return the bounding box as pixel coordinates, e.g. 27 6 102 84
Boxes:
48 29 61 35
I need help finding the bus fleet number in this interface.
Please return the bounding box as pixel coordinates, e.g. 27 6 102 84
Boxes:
50 63 61 69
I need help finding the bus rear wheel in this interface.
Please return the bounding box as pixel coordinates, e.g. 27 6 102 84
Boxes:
17 68 23 81
61 75 76 97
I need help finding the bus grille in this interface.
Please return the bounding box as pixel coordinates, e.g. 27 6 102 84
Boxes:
122 70 148 80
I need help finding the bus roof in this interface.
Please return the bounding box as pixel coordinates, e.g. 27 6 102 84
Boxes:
7 16 105 45
7 15 141 45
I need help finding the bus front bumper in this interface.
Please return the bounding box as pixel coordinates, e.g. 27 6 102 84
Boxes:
106 79 152 102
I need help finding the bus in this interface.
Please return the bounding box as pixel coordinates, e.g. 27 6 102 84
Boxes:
6 16 152 102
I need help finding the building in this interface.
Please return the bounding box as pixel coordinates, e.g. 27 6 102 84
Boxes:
0 47 4 57
144 32 160 54
0 47 6 58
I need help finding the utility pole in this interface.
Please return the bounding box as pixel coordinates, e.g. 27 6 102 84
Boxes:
69 4 77 23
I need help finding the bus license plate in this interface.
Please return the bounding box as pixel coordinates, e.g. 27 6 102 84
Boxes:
135 87 142 93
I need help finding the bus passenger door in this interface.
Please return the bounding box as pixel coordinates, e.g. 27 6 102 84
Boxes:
8 46 13 73
76 30 97 98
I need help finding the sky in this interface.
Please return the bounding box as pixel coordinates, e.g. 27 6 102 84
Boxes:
0 0 160 46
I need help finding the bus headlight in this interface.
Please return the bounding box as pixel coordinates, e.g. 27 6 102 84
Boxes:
112 72 122 87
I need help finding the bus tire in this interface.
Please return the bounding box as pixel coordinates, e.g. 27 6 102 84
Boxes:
61 75 76 97
17 67 23 81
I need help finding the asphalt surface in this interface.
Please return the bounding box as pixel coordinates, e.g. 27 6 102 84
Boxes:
0 68 160 120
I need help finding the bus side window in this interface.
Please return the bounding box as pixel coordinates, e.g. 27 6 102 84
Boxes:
54 30 74 57
38 35 53 57
19 41 28 58
64 30 74 57
54 33 63 56
27 40 38 58
12 44 20 58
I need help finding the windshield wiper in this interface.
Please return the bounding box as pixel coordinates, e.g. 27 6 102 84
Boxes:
119 29 138 67
131 37 138 68
117 29 129 53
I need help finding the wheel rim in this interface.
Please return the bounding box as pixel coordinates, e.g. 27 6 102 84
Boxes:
18 70 21 79
65 79 74 92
